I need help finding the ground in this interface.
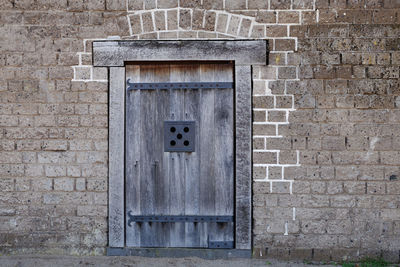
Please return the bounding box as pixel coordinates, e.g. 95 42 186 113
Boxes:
0 255 338 267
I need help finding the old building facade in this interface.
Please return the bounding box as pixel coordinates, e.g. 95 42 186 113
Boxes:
0 0 400 262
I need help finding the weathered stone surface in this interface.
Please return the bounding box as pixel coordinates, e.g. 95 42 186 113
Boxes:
1 0 399 262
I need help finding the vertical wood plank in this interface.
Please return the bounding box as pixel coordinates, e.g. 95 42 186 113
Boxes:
214 63 234 215
139 65 158 247
168 64 186 247
126 65 141 247
182 64 201 247
153 64 171 247
214 63 235 244
235 65 252 250
109 67 125 247
199 64 216 247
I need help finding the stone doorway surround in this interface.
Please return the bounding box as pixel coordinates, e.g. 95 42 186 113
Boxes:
92 40 268 255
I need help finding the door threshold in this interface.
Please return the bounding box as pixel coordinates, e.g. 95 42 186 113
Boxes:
107 247 252 259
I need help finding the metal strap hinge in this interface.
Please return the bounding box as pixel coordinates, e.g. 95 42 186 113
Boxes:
127 212 233 226
127 80 233 91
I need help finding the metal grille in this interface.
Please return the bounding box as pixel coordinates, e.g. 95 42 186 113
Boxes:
164 121 195 152
127 80 233 91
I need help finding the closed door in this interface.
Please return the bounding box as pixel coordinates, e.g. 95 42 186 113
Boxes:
125 62 234 248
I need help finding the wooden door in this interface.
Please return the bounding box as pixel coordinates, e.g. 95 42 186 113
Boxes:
125 62 234 248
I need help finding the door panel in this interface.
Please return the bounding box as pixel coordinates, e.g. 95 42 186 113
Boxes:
125 62 234 248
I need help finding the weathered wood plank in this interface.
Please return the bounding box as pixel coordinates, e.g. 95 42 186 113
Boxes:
93 40 268 67
126 65 141 247
139 65 158 247
168 64 186 247
235 65 252 250
199 64 216 247
213 63 234 244
153 64 171 247
182 64 201 247
214 63 234 216
109 67 125 247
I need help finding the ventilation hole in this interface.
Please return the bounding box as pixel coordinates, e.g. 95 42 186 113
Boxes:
170 127 176 133
183 127 189 133
177 133 183 139
170 140 176 146
184 140 189 146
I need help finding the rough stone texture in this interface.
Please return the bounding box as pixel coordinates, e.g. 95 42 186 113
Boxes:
1 0 400 262
0 255 337 267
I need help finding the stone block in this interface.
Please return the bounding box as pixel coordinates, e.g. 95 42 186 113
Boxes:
270 0 291 9
246 0 267 8
253 124 277 136
225 0 246 9
157 0 178 8
275 39 296 51
268 166 282 180
268 110 286 122
77 205 107 217
106 0 126 10
92 67 107 80
129 14 142 35
253 151 278 164
253 96 274 108
251 25 265 38
255 11 276 24
253 110 266 122
270 182 290 194
239 18 251 37
278 67 297 79
179 9 191 30
76 178 86 191
279 151 297 164
321 136 345 151
203 11 216 32
278 11 300 24
87 179 107 191
54 178 74 191
226 16 240 36
142 12 154 32
253 166 266 179
67 166 81 177
265 26 287 38
367 182 386 194
45 165 67 177
192 9 204 30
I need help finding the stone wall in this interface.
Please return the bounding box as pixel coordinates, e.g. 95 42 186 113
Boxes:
0 0 399 262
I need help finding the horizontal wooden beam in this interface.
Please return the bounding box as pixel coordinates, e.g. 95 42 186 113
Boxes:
93 40 268 67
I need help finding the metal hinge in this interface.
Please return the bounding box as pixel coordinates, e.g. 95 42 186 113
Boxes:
126 80 233 91
127 212 233 226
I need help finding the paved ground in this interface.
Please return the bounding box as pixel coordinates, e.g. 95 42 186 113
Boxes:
0 256 338 267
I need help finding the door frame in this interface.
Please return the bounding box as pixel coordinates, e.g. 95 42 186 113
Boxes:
92 40 268 253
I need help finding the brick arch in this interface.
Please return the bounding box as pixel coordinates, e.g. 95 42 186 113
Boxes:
126 8 268 39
